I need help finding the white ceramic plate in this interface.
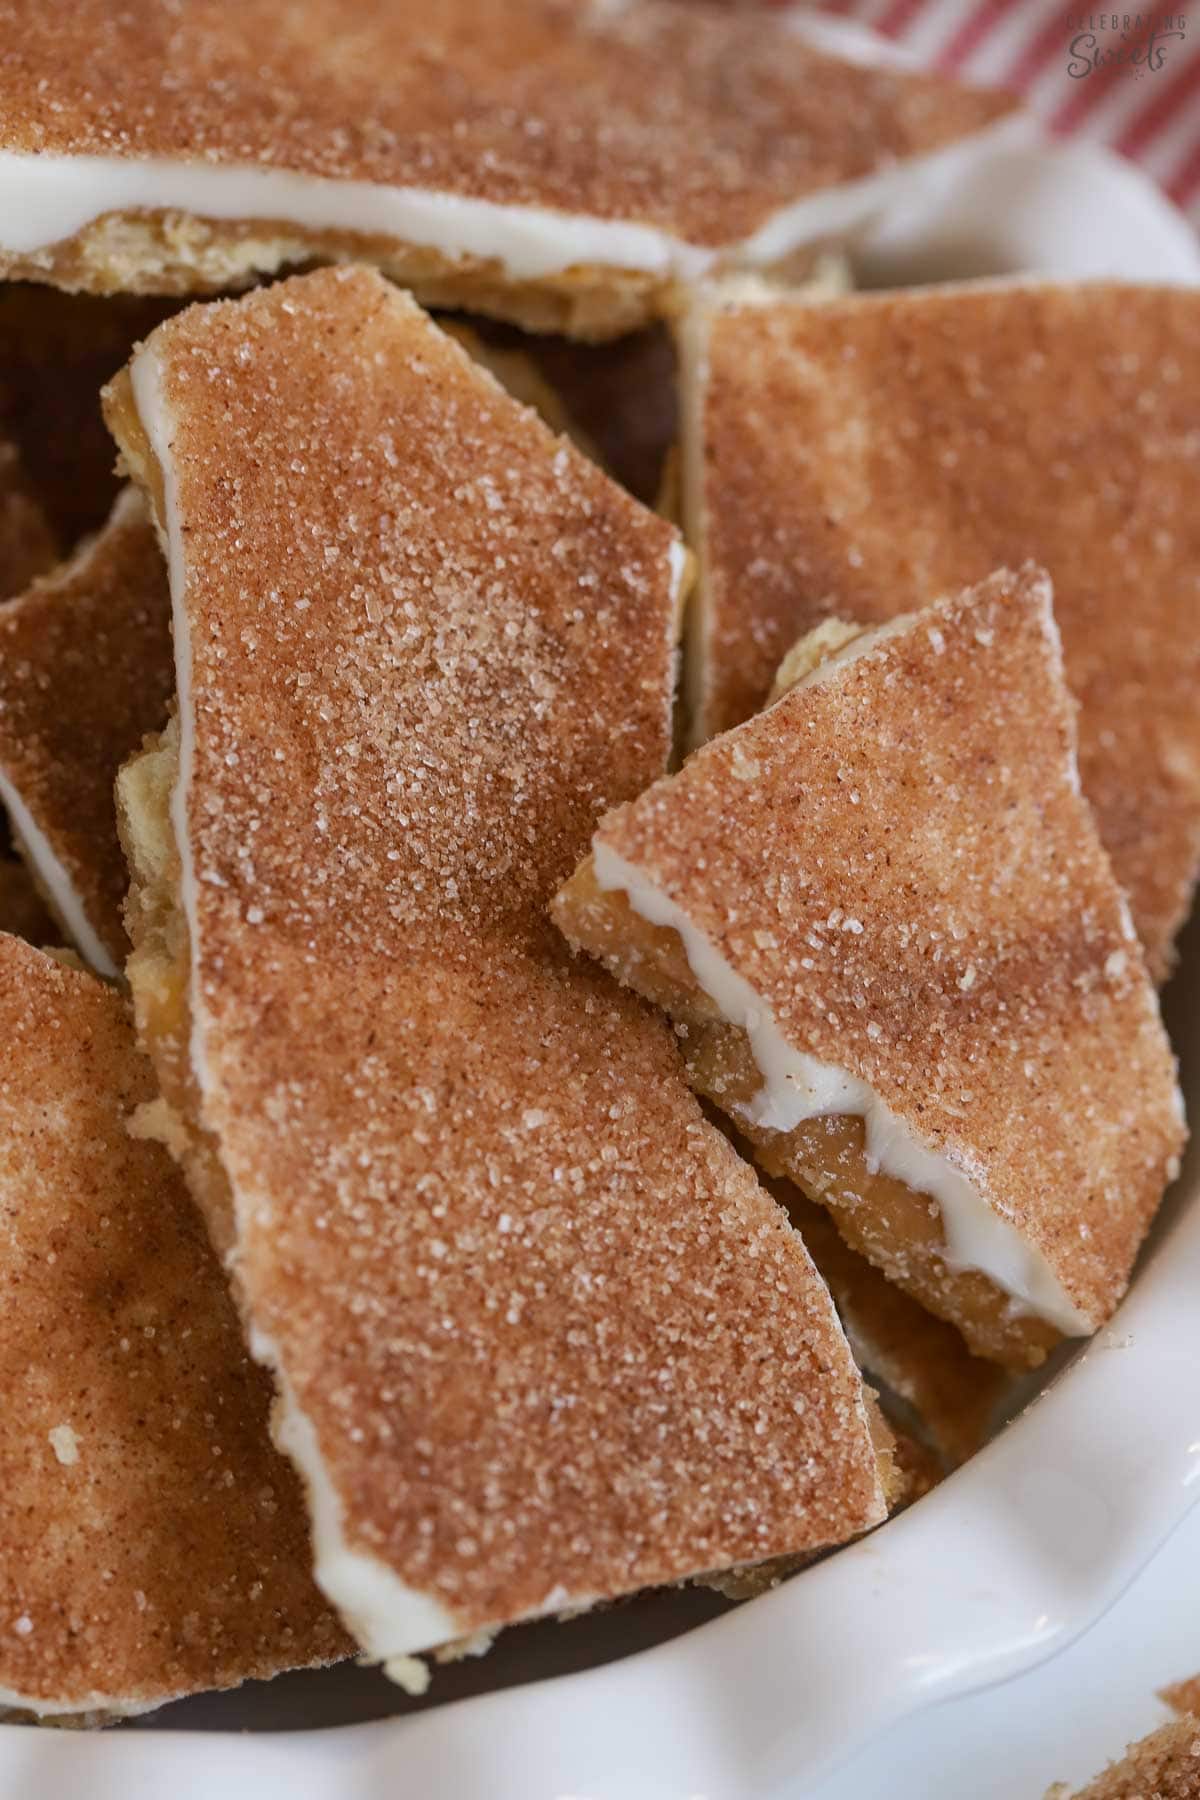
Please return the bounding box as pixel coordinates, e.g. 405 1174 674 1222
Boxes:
6 122 1200 1800
814 1418 1200 1798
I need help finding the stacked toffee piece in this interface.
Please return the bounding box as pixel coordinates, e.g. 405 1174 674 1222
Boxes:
0 0 1191 1723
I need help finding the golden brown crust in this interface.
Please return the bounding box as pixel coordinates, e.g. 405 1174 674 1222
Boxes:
0 436 56 597
116 721 244 1275
0 0 1010 318
687 281 1200 980
770 620 865 703
556 569 1185 1359
887 1428 943 1502
108 266 887 1643
1162 1676 1200 1719
9 210 669 341
0 489 172 967
765 1179 1008 1465
0 934 347 1715
1065 1718 1200 1799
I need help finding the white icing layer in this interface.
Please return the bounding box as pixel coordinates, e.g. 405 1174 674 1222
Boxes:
0 764 119 978
0 151 707 279
251 1332 462 1661
0 121 1014 284
592 842 1092 1338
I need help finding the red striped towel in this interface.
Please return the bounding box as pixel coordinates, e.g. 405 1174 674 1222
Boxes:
798 1 1200 227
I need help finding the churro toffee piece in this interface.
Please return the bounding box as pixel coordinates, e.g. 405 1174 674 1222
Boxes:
0 488 172 978
555 569 1185 1368
0 935 346 1722
106 266 889 1669
0 0 1011 332
1060 1716 1200 1800
1161 1675 1200 1720
678 280 1200 981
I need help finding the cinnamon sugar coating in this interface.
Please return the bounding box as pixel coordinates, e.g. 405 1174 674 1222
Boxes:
0 935 346 1717
0 489 172 970
1063 1717 1200 1799
557 570 1184 1356
0 0 1009 320
108 267 886 1649
686 281 1200 980
1161 1676 1200 1719
441 322 601 466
